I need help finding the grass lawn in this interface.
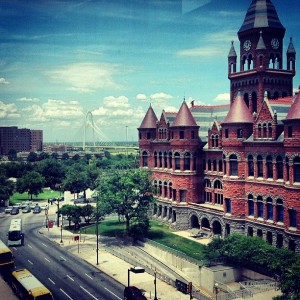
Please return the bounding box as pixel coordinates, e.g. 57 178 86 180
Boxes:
9 189 61 205
80 218 206 262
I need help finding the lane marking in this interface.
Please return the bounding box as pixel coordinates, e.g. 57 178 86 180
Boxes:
44 257 50 263
67 275 74 281
60 288 73 300
48 278 55 285
41 242 48 247
60 255 66 261
80 286 98 300
28 260 33 265
28 244 33 249
85 273 93 280
104 287 122 300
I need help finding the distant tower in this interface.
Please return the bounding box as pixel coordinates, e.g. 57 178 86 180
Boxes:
228 0 296 113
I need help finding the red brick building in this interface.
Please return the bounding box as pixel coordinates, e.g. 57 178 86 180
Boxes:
138 0 300 252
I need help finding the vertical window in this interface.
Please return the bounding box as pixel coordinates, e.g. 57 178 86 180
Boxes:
179 190 186 202
159 152 163 168
266 198 273 220
294 157 300 183
184 152 190 171
154 152 158 167
276 199 284 223
268 123 272 138
225 198 231 213
169 183 173 200
248 195 254 216
146 132 151 139
258 124 262 138
142 151 148 167
257 155 263 177
289 209 297 228
164 152 168 168
158 181 162 196
215 135 219 147
286 157 290 181
191 131 195 139
174 152 180 170
169 152 172 169
223 155 226 175
229 154 238 176
179 131 184 139
213 160 217 171
263 123 267 138
211 135 215 148
257 196 264 218
164 182 168 198
237 128 243 138
248 155 254 176
208 160 211 171
225 129 229 138
288 126 293 137
218 160 223 172
266 155 273 179
203 159 206 171
276 156 283 179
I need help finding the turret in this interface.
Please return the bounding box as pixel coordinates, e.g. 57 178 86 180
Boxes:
228 41 237 75
287 37 296 72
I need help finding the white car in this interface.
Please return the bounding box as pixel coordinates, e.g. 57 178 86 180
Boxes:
40 204 49 211
5 206 13 214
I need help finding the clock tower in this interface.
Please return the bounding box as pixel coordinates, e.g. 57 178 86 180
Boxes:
228 0 296 113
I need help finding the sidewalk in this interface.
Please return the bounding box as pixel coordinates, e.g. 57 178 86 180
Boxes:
40 226 193 300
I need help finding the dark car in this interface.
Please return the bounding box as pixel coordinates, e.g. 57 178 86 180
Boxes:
124 286 147 300
33 206 42 214
10 207 19 215
58 197 64 202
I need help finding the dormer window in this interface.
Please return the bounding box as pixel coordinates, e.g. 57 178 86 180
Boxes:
288 126 293 137
237 128 243 138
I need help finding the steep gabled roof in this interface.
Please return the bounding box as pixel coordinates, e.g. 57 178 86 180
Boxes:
172 101 198 127
238 0 285 34
286 92 300 120
223 91 253 124
139 105 158 129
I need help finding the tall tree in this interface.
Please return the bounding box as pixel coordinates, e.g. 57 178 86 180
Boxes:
16 171 45 199
97 169 154 235
0 172 15 205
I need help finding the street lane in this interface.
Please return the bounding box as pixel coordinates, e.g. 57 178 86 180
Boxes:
0 208 124 300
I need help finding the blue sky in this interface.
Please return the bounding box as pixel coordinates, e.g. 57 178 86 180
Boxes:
0 0 299 143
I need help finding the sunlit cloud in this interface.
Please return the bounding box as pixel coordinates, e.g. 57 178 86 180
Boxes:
0 101 19 118
17 97 40 103
214 93 230 102
177 47 222 57
0 77 9 85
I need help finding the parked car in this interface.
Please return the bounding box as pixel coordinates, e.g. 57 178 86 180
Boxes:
10 207 20 215
33 206 41 214
48 198 57 205
58 197 64 202
40 204 48 210
22 206 31 213
5 206 13 214
124 286 147 300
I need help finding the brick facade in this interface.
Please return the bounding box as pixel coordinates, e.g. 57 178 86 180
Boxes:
138 0 300 253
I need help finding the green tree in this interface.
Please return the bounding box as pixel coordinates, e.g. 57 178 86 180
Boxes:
0 172 15 205
38 152 49 161
97 169 154 236
58 204 78 228
81 204 94 224
36 158 65 189
16 171 45 199
8 149 18 161
27 152 38 162
61 153 69 160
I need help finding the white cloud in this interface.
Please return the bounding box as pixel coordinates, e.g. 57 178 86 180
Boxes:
103 96 130 109
0 77 9 85
0 101 19 118
17 97 40 103
150 92 173 102
48 62 120 93
177 47 222 58
214 93 230 102
136 93 147 101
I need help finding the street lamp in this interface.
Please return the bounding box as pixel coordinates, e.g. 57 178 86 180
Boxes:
128 267 145 287
60 215 64 243
154 270 158 300
96 193 99 265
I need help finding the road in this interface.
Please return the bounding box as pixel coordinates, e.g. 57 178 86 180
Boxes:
0 201 124 300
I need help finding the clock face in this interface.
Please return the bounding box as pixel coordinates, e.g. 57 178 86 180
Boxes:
243 40 251 51
271 38 279 49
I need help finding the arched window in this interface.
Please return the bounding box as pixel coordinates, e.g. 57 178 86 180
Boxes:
214 180 222 189
286 157 290 181
263 123 267 138
257 196 264 218
276 156 283 179
164 182 168 198
257 155 263 177
154 152 158 167
213 160 217 171
211 135 215 148
158 181 162 196
223 154 227 175
266 198 273 220
229 154 238 176
174 152 180 170
169 182 173 200
169 152 172 169
258 124 262 138
268 123 272 138
276 199 284 223
218 160 223 172
204 179 211 188
266 155 273 179
164 152 168 168
215 135 219 147
294 157 300 183
142 151 148 167
208 160 212 171
159 152 163 168
248 155 254 177
248 194 254 216
184 152 190 171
